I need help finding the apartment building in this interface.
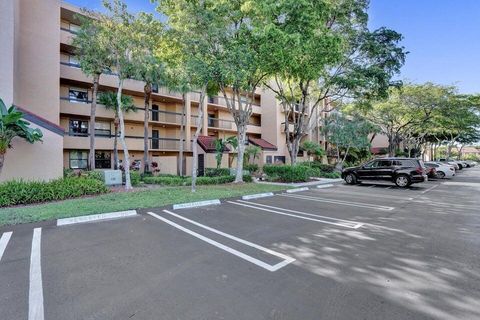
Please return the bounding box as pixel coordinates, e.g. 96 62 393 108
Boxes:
0 0 317 182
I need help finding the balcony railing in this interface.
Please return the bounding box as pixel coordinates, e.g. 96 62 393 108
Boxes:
191 91 261 108
61 96 91 104
150 137 184 150
60 61 80 68
208 118 234 130
60 27 78 35
151 109 183 124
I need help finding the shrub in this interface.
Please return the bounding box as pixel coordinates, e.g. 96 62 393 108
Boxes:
205 168 231 177
129 171 141 186
0 177 109 207
83 170 104 181
299 161 335 173
143 174 252 186
263 165 310 182
244 164 259 173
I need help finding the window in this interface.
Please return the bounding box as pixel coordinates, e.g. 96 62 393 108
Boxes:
377 160 392 167
363 160 377 168
95 151 111 169
69 88 88 103
69 120 88 136
151 104 159 121
69 150 88 169
208 96 215 104
95 121 111 137
69 23 80 33
266 156 272 164
274 156 286 164
151 84 159 93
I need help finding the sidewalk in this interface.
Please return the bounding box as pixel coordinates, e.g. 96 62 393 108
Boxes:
253 177 344 187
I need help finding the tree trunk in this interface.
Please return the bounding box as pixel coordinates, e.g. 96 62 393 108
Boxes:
235 124 247 183
387 134 395 157
0 152 5 176
288 136 302 165
179 93 187 176
113 121 119 170
117 79 132 190
143 83 152 174
88 73 100 170
191 87 206 192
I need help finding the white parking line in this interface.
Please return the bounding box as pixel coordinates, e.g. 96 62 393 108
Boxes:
228 201 363 229
279 193 395 211
314 189 413 201
29 228 44 320
421 184 440 194
0 231 13 262
148 211 295 272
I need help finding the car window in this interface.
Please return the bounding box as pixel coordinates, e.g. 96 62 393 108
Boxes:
377 160 392 167
363 160 377 168
400 160 417 167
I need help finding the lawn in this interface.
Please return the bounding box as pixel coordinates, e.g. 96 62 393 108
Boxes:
0 183 288 226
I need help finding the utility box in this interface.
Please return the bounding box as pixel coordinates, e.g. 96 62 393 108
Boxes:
102 170 122 186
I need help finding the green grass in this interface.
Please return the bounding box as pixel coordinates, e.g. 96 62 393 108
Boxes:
0 183 288 226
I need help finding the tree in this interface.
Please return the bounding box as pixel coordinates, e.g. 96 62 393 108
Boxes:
0 98 43 175
356 83 454 156
214 136 238 169
301 141 325 163
155 0 224 192
260 0 406 164
99 0 151 189
130 13 165 174
244 145 261 165
73 12 112 170
323 112 377 166
98 91 135 170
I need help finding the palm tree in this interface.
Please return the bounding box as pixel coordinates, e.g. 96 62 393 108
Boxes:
214 136 238 169
244 145 261 165
0 98 43 175
98 92 136 170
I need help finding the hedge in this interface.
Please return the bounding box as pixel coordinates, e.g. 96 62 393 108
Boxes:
0 177 109 207
204 168 231 177
143 174 252 186
263 164 340 182
244 164 259 173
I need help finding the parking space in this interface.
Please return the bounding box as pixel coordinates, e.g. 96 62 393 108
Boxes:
1 168 480 319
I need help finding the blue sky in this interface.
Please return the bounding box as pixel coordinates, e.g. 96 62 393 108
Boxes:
68 0 480 94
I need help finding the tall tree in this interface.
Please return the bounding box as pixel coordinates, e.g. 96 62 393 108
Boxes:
73 12 112 170
130 13 165 174
156 0 222 192
98 92 136 170
100 0 148 189
0 98 43 175
260 0 406 164
323 112 378 166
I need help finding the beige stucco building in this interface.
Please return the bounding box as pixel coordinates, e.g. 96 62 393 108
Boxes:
0 1 324 182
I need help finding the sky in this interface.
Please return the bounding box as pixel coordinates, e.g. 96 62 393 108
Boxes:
67 0 480 94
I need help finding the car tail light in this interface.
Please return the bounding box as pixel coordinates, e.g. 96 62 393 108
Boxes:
416 167 423 174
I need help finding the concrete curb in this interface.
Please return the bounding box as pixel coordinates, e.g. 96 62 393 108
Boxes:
173 199 221 210
286 187 309 193
241 192 275 200
57 210 138 226
316 184 334 189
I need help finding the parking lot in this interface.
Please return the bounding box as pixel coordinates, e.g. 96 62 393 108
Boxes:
1 168 480 320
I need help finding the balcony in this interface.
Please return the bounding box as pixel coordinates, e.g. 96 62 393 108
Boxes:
151 109 183 125
60 28 75 45
281 122 295 133
64 134 144 151
208 118 234 130
150 137 185 151
190 92 261 114
60 97 145 122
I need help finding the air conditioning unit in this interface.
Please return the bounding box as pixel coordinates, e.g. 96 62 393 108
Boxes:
102 170 122 186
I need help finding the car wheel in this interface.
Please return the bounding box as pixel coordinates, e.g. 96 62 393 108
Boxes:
344 173 357 185
436 171 446 179
395 174 411 188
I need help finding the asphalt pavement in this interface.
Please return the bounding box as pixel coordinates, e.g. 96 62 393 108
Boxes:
1 168 480 320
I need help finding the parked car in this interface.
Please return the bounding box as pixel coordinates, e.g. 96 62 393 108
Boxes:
425 162 455 179
342 158 427 188
465 160 477 167
437 159 461 170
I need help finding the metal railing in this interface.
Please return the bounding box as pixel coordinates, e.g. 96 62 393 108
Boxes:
190 91 261 108
208 117 234 130
151 109 183 124
60 96 91 104
60 61 80 68
150 137 183 150
60 27 78 35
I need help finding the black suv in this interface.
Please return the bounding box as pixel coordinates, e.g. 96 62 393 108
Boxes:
341 158 427 188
